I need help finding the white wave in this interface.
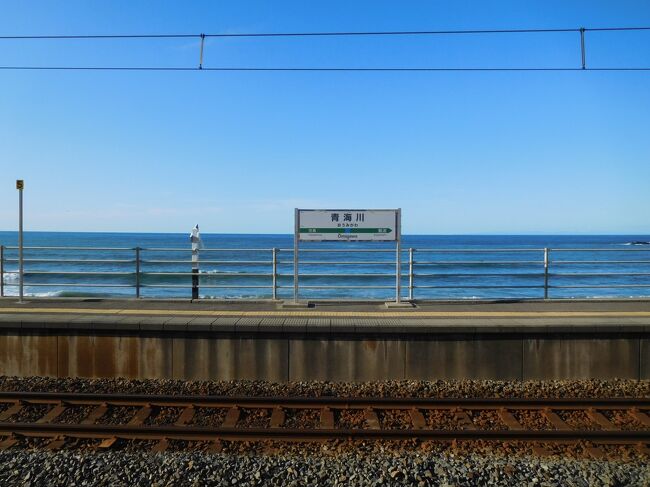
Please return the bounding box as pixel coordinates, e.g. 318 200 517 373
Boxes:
621 241 650 246
200 269 243 274
2 271 19 285
199 294 267 299
1 286 65 298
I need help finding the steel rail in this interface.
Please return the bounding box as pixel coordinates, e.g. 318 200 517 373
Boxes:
0 393 648 444
0 392 648 408
2 423 649 443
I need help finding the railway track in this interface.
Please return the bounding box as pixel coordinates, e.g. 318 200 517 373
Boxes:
0 392 649 455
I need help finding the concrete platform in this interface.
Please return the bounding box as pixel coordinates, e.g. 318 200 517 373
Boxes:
0 298 649 381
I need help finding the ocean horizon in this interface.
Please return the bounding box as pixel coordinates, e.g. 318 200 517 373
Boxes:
1 232 649 300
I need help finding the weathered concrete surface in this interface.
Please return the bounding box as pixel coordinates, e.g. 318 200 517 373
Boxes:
405 338 524 380
172 338 288 381
288 339 405 381
57 336 172 379
0 334 58 377
523 338 641 380
641 339 650 380
0 298 649 381
0 332 646 381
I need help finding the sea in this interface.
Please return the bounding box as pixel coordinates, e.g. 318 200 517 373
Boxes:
1 232 649 300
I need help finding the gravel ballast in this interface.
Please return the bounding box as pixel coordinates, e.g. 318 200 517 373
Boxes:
1 377 649 399
0 445 648 487
0 376 648 485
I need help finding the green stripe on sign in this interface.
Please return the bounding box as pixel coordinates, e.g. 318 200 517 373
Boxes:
299 228 392 233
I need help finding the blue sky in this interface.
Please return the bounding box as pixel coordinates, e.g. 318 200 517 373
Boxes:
1 1 649 234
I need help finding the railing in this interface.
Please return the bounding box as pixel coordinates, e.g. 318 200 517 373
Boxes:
1 245 650 300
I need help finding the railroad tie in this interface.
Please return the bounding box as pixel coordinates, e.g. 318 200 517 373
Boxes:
0 435 18 451
628 408 650 427
129 404 153 426
497 408 524 431
0 402 22 421
635 442 650 456
319 407 334 429
46 436 66 451
531 445 551 457
542 408 571 430
174 406 196 426
152 438 169 453
270 407 285 428
96 437 118 450
36 402 67 424
408 408 426 430
222 406 241 428
82 403 108 425
364 408 380 430
586 408 617 431
583 443 605 459
209 439 223 453
453 409 477 430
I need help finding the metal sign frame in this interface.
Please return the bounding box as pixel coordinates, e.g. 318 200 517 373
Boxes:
294 208 402 304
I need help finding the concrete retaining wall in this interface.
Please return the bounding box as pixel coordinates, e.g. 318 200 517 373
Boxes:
0 332 647 381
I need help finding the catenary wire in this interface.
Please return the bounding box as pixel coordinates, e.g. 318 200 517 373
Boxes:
0 66 649 71
1 26 650 39
1 26 648 72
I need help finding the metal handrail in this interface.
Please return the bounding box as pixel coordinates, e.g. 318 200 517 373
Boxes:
553 260 650 264
4 246 134 251
1 244 649 300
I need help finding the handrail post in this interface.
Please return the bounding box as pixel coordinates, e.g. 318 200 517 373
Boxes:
272 247 278 300
135 247 141 299
0 245 4 298
408 247 414 301
543 247 549 299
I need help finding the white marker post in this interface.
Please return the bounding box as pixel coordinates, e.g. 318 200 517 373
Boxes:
190 224 202 300
16 180 24 304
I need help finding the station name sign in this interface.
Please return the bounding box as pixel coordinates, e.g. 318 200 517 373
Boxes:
298 209 398 241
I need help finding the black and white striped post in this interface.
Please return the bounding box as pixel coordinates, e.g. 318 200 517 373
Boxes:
16 180 25 304
190 224 202 300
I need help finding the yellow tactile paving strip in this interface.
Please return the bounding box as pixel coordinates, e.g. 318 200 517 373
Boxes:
1 307 650 318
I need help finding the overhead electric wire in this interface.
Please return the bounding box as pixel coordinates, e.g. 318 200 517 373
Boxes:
0 66 649 72
0 25 648 72
1 25 650 39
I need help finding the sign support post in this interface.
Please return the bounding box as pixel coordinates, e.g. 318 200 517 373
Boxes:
395 208 401 304
16 180 25 304
293 208 299 303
